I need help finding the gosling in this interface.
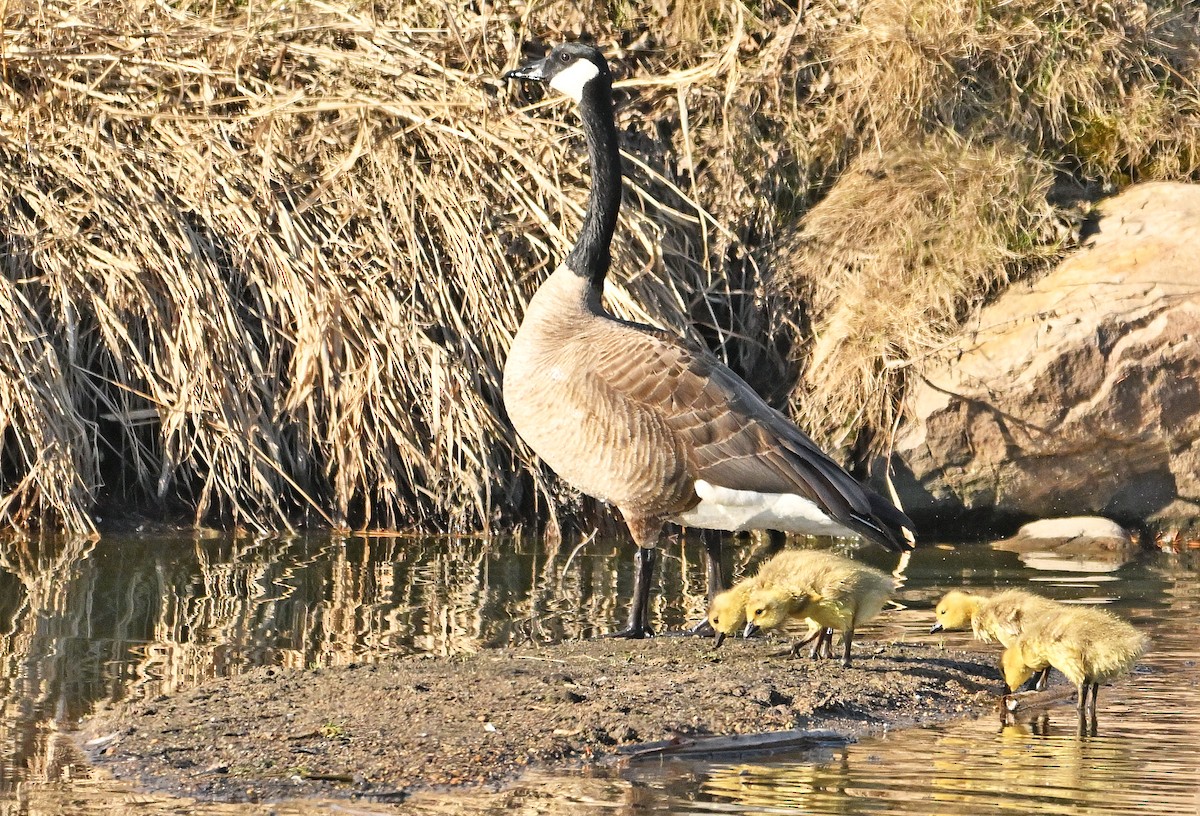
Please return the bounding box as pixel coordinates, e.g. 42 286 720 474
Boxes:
931 588 1065 689
706 549 849 648
743 554 895 667
930 589 1068 645
1001 605 1148 718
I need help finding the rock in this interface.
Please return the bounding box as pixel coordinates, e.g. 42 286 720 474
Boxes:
1002 517 1133 548
992 516 1137 572
886 182 1200 535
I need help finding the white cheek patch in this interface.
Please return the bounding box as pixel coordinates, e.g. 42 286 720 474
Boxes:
548 59 600 102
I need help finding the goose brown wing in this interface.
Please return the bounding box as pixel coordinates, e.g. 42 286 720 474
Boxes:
593 325 913 551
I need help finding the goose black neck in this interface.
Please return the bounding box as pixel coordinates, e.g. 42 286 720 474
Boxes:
566 79 622 288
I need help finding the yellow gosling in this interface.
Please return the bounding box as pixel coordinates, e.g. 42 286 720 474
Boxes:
705 549 848 648
1001 605 1149 718
707 584 752 648
744 554 895 667
931 588 1063 645
931 588 1065 689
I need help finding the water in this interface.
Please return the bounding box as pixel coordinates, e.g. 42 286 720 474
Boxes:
0 531 1197 814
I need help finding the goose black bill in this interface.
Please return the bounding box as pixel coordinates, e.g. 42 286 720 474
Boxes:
503 58 550 83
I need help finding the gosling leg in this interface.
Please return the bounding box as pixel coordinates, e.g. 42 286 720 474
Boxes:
788 628 824 658
814 628 835 659
1019 666 1051 693
841 628 854 667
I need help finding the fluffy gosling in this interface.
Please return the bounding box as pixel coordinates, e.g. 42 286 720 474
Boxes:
1001 605 1148 718
931 588 1062 645
706 549 850 648
744 554 895 667
931 588 1065 689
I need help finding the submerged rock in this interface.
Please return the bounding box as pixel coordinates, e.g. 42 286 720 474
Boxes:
1000 517 1134 550
992 516 1137 572
886 182 1200 535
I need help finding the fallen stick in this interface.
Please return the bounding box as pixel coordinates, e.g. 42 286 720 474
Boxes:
623 729 848 762
1001 686 1076 715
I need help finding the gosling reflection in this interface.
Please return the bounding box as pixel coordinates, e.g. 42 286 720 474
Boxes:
1003 707 1097 738
699 749 851 811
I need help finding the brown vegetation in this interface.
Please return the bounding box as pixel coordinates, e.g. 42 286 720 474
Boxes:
0 0 1197 534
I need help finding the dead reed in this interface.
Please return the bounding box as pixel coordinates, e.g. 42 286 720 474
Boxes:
0 0 1196 534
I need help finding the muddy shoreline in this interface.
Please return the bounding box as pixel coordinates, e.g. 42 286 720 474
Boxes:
77 633 1002 805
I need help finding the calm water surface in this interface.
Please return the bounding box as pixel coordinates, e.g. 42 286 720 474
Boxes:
0 531 1196 814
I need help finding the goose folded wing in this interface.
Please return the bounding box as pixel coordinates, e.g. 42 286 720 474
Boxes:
592 328 912 549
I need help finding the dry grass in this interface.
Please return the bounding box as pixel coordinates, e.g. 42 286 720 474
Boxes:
0 0 755 534
0 0 1197 534
826 0 1200 177
777 136 1060 454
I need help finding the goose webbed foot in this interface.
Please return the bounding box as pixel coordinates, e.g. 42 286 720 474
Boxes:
606 624 654 639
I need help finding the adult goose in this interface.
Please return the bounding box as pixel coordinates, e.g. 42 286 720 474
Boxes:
502 43 914 638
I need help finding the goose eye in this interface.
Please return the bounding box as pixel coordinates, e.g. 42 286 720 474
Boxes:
559 52 571 63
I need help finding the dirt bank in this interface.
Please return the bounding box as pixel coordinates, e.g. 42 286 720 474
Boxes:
79 635 999 804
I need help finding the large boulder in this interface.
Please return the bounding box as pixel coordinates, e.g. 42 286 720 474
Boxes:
886 182 1200 536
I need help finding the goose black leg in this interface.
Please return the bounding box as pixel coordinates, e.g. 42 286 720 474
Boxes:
841 629 854 667
610 546 657 639
703 529 725 603
687 530 725 638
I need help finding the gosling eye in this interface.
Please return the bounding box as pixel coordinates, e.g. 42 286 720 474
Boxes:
712 616 720 625
754 608 764 617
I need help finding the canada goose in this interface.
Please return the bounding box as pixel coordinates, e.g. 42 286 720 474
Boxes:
706 549 846 648
743 553 894 666
502 43 914 638
931 588 1064 689
1001 605 1148 719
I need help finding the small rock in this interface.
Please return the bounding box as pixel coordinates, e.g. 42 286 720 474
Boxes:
1005 516 1132 548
